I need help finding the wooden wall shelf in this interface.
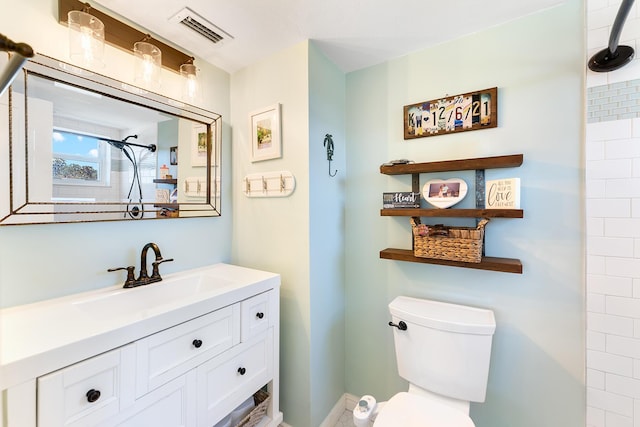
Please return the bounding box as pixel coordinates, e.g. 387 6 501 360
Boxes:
380 208 523 218
380 248 523 274
380 154 523 175
379 153 524 274
153 179 178 185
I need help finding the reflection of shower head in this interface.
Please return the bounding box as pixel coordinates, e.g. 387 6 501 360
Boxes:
100 135 156 152
0 33 35 96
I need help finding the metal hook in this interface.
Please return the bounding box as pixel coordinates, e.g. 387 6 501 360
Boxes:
324 134 338 177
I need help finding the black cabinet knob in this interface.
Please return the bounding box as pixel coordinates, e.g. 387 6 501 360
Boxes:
237 367 246 375
86 389 101 403
192 339 203 348
256 312 264 319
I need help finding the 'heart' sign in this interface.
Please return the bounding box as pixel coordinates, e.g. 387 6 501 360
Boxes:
422 178 468 209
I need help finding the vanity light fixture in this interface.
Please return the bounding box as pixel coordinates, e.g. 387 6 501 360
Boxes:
58 0 193 73
133 39 162 89
180 58 200 103
67 7 104 68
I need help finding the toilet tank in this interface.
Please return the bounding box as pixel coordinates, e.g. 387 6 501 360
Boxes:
389 296 496 403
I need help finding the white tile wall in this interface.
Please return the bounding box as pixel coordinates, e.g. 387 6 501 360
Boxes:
587 94 640 427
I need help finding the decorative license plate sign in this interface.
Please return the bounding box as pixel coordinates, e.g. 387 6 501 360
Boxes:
403 87 497 139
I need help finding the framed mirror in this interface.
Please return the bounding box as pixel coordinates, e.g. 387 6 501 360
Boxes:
0 53 222 225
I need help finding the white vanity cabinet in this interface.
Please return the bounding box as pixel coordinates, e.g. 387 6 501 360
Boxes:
37 344 137 427
0 264 282 427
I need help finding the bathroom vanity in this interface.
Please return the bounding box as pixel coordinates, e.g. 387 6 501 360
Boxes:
0 263 282 427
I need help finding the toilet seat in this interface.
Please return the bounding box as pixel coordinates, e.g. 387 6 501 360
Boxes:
373 392 475 427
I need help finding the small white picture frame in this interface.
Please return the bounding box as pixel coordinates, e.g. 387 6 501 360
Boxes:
422 178 468 209
250 103 281 162
191 122 209 167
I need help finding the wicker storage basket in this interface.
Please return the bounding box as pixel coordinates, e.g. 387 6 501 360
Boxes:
410 218 489 263
234 390 270 427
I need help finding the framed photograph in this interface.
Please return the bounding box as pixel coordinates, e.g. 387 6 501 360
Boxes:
170 146 178 165
421 178 468 209
191 122 210 167
403 87 497 140
250 103 281 162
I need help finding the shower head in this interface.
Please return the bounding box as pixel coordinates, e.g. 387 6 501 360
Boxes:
588 0 635 72
588 46 634 73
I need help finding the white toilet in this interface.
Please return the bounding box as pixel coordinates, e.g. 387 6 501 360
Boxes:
355 296 496 427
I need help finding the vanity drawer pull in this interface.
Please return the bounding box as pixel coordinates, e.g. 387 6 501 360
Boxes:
86 389 101 403
192 339 203 348
237 367 246 375
256 312 264 319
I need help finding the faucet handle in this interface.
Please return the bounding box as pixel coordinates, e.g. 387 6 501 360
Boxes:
151 258 174 279
108 266 137 288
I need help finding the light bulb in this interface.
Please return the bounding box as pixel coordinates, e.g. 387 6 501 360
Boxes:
134 42 162 89
68 10 104 68
180 62 200 104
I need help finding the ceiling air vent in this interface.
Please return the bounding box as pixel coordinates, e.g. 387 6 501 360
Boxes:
170 7 233 45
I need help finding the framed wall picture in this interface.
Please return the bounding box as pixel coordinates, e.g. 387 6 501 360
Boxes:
403 87 497 139
421 178 468 209
250 103 281 162
191 122 208 167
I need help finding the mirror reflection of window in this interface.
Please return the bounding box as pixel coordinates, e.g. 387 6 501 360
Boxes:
52 129 109 185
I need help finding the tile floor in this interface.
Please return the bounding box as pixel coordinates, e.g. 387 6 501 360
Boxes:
278 408 354 427
332 409 354 427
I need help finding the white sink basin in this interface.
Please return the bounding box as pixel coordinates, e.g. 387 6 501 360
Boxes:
1 263 279 392
72 272 236 317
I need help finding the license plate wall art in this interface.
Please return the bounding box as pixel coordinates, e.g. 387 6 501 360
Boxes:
403 87 497 139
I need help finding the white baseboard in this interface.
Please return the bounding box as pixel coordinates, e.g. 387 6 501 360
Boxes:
317 393 360 427
344 393 360 411
280 393 361 427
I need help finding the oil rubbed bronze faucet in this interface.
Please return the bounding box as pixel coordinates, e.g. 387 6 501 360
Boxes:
108 242 174 288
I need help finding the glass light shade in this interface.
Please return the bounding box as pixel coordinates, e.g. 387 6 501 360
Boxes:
133 41 162 89
180 63 201 103
68 10 105 68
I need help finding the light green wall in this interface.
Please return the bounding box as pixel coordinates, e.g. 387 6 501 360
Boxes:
231 41 347 427
308 42 346 426
344 1 585 426
230 41 312 427
0 0 232 307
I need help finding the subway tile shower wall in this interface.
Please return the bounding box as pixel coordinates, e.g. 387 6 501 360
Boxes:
587 80 640 123
586 1 640 426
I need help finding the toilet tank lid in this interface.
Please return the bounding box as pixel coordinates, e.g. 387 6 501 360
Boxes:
389 296 496 335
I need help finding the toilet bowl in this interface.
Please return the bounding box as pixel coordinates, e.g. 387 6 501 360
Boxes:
373 392 474 427
358 296 496 426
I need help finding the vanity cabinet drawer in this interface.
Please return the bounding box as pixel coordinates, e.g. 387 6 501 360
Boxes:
37 344 135 427
241 291 273 341
135 304 240 396
196 330 273 427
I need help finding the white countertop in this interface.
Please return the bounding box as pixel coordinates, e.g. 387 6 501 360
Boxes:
0 263 279 391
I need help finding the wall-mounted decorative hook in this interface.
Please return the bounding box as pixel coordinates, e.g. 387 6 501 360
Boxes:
324 134 338 177
243 171 296 197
